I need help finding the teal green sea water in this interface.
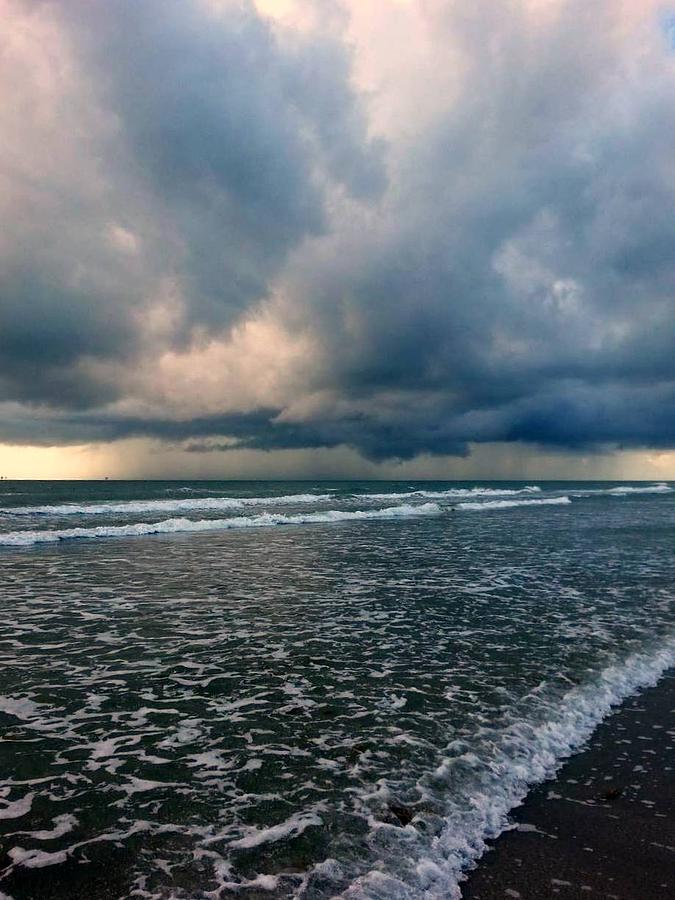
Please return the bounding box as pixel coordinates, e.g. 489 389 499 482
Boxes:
0 481 674 898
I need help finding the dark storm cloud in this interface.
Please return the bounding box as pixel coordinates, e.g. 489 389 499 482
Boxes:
268 0 675 458
0 404 456 460
0 0 383 405
61 0 384 325
2 0 675 463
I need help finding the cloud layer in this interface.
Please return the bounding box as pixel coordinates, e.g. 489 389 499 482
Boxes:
1 0 674 465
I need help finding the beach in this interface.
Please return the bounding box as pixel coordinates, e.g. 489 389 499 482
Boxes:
462 671 675 900
5 1 675 895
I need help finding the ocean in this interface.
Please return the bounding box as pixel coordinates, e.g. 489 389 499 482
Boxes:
0 480 674 899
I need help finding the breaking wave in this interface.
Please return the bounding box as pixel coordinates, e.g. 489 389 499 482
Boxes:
597 482 672 496
457 496 571 511
360 486 542 502
566 482 673 498
0 503 441 547
1 492 333 516
341 637 675 899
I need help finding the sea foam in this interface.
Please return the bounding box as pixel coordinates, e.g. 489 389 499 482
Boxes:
569 482 674 498
1 492 333 516
457 496 571 511
360 486 542 502
0 503 441 547
341 637 675 899
605 482 672 495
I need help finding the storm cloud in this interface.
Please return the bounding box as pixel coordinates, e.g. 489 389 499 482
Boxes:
1 0 675 466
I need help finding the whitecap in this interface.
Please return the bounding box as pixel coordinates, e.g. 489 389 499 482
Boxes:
457 497 571 511
2 492 334 517
570 482 673 498
606 482 672 496
0 502 441 546
359 486 542 502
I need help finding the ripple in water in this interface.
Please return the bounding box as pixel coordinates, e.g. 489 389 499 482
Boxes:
0 480 673 898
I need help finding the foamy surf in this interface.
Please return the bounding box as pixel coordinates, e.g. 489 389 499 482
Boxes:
0 502 441 546
360 486 542 501
338 637 675 899
0 492 333 516
458 496 571 511
608 482 672 494
575 482 674 497
0 486 546 518
2 478 673 900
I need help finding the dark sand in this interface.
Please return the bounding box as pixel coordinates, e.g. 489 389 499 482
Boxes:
462 670 675 900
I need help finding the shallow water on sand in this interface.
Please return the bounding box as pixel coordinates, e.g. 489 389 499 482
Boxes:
0 481 674 898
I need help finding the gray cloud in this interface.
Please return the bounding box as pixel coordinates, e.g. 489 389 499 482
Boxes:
1 0 675 465
0 0 382 405
65 0 385 329
273 0 675 458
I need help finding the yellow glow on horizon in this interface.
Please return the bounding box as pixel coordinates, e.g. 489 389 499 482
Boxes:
1 440 675 481
0 444 104 480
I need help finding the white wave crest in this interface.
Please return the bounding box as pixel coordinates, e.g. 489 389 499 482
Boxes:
569 482 673 498
0 503 441 547
343 637 675 899
606 482 672 496
457 496 571 511
360 486 542 502
2 492 333 517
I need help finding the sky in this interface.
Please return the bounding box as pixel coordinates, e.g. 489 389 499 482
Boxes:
1 0 675 480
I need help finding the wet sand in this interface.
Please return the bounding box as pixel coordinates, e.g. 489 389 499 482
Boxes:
462 670 675 900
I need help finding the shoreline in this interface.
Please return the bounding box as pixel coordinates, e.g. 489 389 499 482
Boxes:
461 670 675 900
